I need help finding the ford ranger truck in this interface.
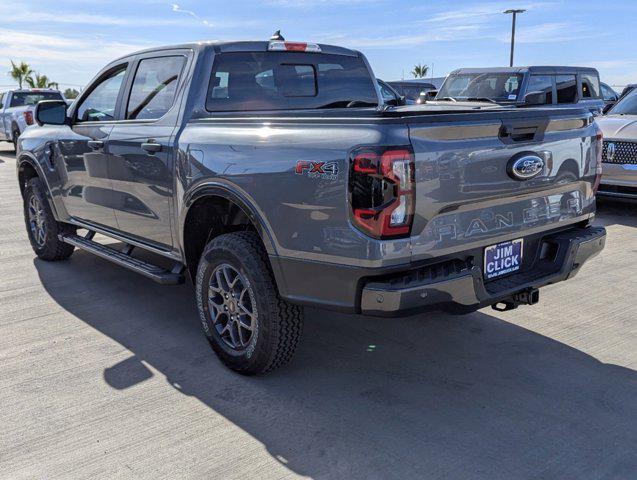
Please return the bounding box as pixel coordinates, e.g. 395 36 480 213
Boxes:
17 40 606 374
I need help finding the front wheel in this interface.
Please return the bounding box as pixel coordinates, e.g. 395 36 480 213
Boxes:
196 231 303 375
23 177 75 261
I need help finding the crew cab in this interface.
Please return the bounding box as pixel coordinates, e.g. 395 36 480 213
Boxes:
434 66 605 114
0 89 65 150
17 40 606 374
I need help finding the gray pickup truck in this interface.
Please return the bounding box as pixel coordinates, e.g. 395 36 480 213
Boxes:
17 40 606 374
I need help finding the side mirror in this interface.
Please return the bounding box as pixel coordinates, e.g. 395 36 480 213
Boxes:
523 91 547 105
35 100 68 126
397 95 407 106
425 90 438 100
602 103 614 115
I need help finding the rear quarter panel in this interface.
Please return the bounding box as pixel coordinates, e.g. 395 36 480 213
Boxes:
177 118 412 267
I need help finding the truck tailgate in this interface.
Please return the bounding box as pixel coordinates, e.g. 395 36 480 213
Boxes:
406 109 599 261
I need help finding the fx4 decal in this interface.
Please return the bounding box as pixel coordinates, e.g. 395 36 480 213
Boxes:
295 161 339 180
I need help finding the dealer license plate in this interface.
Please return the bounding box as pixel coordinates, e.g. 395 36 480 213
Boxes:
484 239 523 280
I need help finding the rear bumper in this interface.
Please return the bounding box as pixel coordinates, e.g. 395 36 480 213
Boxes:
272 225 606 316
360 226 605 316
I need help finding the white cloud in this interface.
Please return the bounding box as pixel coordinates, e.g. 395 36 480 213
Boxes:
0 28 150 87
3 11 187 27
171 3 196 17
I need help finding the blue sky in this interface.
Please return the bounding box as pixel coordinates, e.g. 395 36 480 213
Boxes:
1 0 636 91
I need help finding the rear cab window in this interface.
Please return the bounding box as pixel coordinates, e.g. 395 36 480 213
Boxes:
9 91 63 108
206 51 378 111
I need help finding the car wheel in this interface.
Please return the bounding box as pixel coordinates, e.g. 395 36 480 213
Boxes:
12 128 20 152
23 177 76 261
196 231 303 375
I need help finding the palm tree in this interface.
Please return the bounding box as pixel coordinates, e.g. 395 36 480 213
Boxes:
9 60 33 89
411 63 429 79
25 73 57 89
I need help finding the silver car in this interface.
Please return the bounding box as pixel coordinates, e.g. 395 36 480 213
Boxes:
596 89 637 199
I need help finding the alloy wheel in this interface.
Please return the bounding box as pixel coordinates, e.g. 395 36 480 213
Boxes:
27 194 46 247
208 263 257 350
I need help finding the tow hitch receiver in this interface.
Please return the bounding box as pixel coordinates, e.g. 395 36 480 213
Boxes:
491 288 540 312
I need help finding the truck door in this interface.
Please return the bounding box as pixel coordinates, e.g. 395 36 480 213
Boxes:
57 64 128 229
105 52 188 248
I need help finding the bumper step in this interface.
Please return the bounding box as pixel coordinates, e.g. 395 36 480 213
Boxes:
59 233 185 285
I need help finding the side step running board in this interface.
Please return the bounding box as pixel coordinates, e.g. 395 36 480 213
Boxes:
59 233 185 285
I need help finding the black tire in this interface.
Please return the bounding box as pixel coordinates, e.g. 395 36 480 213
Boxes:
12 128 20 152
196 231 303 375
23 177 75 261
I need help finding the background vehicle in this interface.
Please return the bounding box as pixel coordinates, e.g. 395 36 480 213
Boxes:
17 40 605 374
435 67 605 114
387 80 437 102
595 88 637 198
377 79 412 105
0 89 65 150
601 82 620 106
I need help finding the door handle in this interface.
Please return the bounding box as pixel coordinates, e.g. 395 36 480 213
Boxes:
141 141 162 154
87 140 104 150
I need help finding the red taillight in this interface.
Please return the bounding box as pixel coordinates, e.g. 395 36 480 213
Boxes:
593 129 603 194
349 146 415 239
23 111 34 125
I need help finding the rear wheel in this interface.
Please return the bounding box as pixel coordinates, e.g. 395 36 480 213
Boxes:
196 231 303 375
23 177 75 261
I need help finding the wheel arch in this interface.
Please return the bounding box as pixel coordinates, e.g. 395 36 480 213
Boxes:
181 183 278 279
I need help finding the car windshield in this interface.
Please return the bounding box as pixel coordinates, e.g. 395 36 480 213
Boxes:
609 89 637 115
10 91 63 107
437 73 523 101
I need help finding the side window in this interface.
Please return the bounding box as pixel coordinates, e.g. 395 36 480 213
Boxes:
77 66 127 122
601 84 617 102
526 75 553 103
0 93 4 108
581 73 601 99
126 56 186 120
556 74 577 103
379 83 397 103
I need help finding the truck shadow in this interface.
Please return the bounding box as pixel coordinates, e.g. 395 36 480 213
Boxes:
596 197 637 228
35 252 637 479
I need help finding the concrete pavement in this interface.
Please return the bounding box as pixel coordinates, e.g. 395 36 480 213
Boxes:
1 143 635 479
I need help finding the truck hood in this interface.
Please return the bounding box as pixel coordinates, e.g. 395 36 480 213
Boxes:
596 114 637 139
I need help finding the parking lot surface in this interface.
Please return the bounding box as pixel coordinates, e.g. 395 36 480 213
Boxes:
1 143 636 479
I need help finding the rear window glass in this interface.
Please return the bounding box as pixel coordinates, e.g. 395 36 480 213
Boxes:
556 75 577 103
10 91 63 107
581 73 600 99
206 52 377 111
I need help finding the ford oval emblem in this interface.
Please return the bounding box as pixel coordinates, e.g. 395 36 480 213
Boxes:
507 154 545 181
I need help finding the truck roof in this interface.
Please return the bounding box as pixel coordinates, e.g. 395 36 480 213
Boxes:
448 66 600 75
111 40 359 63
1 88 61 94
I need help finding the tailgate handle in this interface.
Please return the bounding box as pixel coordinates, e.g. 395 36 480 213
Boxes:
499 119 548 143
500 125 537 142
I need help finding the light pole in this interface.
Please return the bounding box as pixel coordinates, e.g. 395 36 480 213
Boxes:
504 9 526 67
